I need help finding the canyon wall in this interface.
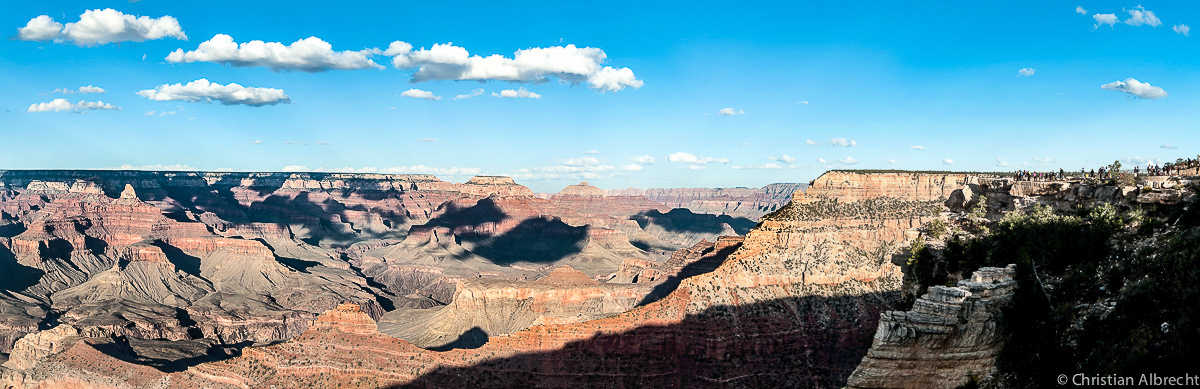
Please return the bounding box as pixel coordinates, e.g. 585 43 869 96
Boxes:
608 182 804 219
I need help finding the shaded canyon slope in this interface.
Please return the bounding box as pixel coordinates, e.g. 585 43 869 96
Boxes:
0 170 761 383
0 171 970 388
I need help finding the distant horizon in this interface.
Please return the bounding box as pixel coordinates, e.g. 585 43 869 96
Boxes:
4 1 1196 192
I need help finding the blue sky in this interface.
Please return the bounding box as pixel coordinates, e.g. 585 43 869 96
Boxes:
1 1 1196 192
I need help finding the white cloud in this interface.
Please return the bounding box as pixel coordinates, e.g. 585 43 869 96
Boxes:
18 9 186 45
911 145 926 150
1161 144 1178 149
417 138 440 142
942 158 955 165
167 34 383 72
767 154 797 164
1076 6 1088 15
667 152 728 165
316 141 328 145
253 140 262 145
630 155 656 164
805 139 820 146
1175 24 1191 36
493 87 541 99
1124 156 1163 166
1101 78 1167 99
561 156 602 166
817 158 828 164
385 42 643 92
212 167 235 172
281 165 309 172
797 101 809 105
732 163 786 170
509 157 623 180
109 164 197 171
144 111 155 116
137 78 291 106
836 157 858 165
718 107 744 116
685 165 707 171
1124 6 1161 27
1030 157 1054 164
1094 13 1118 28
583 150 599 154
379 166 481 175
996 157 1012 167
830 138 857 147
46 85 107 95
27 98 119 113
1018 68 1035 77
884 159 899 165
400 88 441 100
454 88 485 100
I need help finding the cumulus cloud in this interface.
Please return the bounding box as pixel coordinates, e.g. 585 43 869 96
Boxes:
253 140 262 145
167 34 383 72
1175 24 1191 36
667 152 728 165
805 139 820 146
884 159 900 165
767 154 797 163
18 9 186 45
109 164 197 171
718 107 744 116
1125 156 1164 166
46 85 107 95
996 157 1012 167
1162 144 1178 149
1076 6 1088 15
384 42 643 92
631 155 656 164
27 98 119 113
685 165 707 171
1094 13 1118 28
137 78 291 106
1124 6 1161 27
798 100 809 105
830 138 857 147
493 88 541 99
400 88 440 100
1101 78 1167 99
817 158 828 164
732 163 787 170
454 88 485 100
1018 68 1035 77
508 156 624 180
942 158 955 165
911 145 926 150
281 165 309 172
836 157 858 165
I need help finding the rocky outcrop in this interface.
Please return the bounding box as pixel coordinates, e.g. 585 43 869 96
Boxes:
379 266 653 349
846 265 1017 389
457 176 533 197
609 183 804 220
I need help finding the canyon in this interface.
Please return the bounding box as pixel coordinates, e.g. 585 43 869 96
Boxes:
0 168 1195 388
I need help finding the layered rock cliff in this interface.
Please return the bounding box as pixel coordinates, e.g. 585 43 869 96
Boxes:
846 265 1016 389
608 183 804 219
0 170 954 388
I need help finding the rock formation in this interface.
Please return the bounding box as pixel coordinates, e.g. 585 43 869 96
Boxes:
846 265 1017 389
610 183 804 219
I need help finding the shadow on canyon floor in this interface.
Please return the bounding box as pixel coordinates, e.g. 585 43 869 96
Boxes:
0 243 43 292
390 290 898 389
427 327 489 352
631 209 757 236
